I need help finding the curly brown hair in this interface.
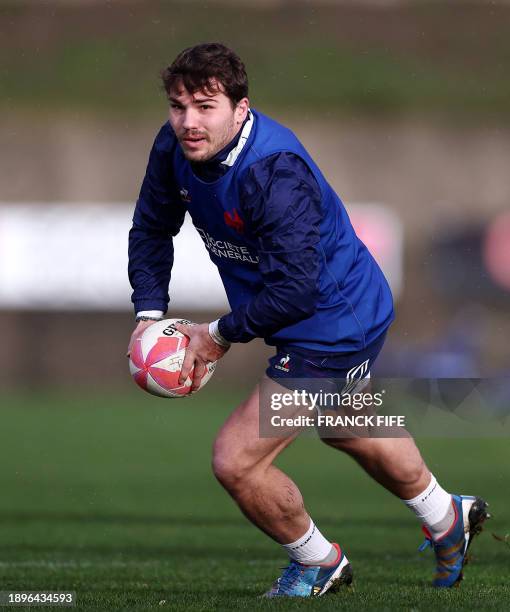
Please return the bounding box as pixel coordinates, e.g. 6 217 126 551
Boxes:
161 43 249 108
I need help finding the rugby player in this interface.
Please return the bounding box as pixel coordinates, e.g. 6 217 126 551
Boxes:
127 43 488 596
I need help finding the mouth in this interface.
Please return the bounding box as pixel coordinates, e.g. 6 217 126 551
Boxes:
182 136 207 148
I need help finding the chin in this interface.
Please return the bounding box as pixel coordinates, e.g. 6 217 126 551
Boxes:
183 149 213 162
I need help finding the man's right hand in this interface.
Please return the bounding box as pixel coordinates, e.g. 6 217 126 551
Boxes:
126 320 160 358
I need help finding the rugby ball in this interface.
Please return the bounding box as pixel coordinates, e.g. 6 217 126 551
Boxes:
129 318 216 398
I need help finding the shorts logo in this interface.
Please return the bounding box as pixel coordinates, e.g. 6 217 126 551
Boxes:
275 354 291 372
179 187 192 203
224 208 244 234
342 359 370 395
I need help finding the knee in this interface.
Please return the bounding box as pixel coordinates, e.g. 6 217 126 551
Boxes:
211 451 238 490
211 435 251 493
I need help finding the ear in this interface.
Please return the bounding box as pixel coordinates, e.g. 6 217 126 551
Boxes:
235 97 249 124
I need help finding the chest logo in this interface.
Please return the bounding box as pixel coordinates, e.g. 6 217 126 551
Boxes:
224 208 244 234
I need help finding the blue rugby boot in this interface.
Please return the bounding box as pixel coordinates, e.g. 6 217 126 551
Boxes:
419 495 490 587
264 543 353 597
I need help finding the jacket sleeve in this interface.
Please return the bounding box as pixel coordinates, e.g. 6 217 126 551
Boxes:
217 152 322 343
128 124 187 314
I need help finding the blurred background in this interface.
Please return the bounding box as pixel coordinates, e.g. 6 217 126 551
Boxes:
1 0 509 392
1 3 509 605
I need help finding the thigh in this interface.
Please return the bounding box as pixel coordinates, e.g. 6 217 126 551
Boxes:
213 377 300 471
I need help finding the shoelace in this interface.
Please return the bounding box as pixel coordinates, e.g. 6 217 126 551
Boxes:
418 537 432 552
418 525 433 552
277 562 305 594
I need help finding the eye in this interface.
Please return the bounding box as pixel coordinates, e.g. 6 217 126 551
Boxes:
200 105 212 110
170 103 182 110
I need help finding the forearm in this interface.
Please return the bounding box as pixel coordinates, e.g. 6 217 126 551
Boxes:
218 274 319 343
128 225 174 314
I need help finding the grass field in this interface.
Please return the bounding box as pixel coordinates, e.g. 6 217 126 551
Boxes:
1 388 509 610
2 1 510 121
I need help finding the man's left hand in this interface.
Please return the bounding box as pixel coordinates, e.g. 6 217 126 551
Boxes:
175 322 229 391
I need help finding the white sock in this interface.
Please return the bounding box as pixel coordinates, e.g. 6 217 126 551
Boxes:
403 474 454 539
282 519 335 565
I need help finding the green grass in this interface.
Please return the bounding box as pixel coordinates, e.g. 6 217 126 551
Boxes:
1 389 509 610
2 1 510 122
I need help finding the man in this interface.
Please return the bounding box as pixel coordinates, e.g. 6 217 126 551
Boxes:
128 43 489 597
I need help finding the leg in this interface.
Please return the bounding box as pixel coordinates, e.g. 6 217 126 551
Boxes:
213 382 353 597
320 435 430 499
212 382 309 543
321 435 490 587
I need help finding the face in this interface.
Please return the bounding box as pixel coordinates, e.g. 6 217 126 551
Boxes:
168 79 249 162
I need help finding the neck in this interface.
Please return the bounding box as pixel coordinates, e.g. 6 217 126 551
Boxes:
189 114 250 181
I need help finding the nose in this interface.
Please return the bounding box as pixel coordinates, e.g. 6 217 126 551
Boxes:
181 107 200 132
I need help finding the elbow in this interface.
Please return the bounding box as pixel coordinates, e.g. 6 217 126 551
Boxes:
281 282 320 321
294 296 319 320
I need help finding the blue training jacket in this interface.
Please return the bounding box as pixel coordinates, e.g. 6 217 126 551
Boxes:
128 109 394 352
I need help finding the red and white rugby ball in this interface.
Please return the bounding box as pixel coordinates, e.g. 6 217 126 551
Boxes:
129 318 216 398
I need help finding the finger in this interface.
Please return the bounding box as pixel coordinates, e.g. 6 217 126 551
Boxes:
179 348 196 385
127 321 153 358
191 360 206 392
175 323 191 337
126 335 136 358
